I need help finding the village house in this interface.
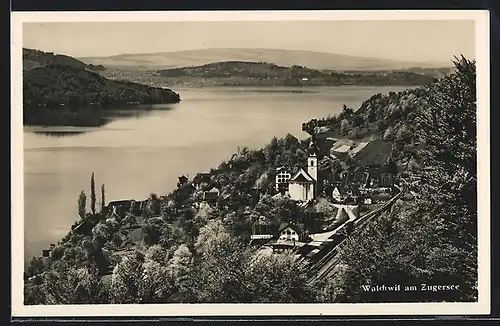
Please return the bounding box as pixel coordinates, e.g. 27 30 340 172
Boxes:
193 172 212 190
275 166 292 192
332 185 362 204
203 186 220 205
330 141 354 160
107 200 133 218
177 175 189 188
348 141 370 158
41 249 51 265
341 171 370 188
270 222 307 253
277 222 303 243
129 200 146 216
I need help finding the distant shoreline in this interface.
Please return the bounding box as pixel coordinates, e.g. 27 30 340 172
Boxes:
162 82 426 88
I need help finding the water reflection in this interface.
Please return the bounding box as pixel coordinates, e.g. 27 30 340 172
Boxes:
24 105 175 136
32 131 88 137
244 89 317 94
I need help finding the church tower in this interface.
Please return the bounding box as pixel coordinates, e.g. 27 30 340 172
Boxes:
307 153 318 181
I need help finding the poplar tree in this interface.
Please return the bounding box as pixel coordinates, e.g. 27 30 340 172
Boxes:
78 190 87 219
90 172 96 215
100 184 106 213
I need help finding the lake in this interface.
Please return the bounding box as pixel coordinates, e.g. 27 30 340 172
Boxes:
23 86 413 263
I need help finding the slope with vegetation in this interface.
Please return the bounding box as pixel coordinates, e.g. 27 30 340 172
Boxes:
156 61 438 87
23 48 106 71
23 63 181 126
24 56 477 304
305 56 477 302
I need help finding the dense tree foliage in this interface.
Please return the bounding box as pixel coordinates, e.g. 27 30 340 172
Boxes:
23 64 180 126
326 56 477 302
23 48 105 71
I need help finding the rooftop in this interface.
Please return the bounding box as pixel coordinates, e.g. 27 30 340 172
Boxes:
331 144 352 153
349 142 370 156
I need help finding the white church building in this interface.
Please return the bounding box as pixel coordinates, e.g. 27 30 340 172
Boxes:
275 153 318 202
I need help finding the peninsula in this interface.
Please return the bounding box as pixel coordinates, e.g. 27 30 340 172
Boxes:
23 48 181 127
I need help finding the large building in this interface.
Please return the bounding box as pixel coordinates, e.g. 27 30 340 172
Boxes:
288 153 318 201
274 150 319 202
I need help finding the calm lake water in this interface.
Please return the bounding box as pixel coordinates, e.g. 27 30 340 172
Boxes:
23 86 413 263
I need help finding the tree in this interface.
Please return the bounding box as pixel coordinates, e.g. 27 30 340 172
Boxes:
245 251 319 303
78 190 87 219
142 223 161 246
110 251 145 303
331 56 478 303
40 262 110 304
383 125 394 140
166 244 195 301
412 55 477 301
90 172 96 215
100 184 106 213
26 256 46 278
340 119 351 135
110 250 175 303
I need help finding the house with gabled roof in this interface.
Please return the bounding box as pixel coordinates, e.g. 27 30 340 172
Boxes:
277 222 305 242
332 185 362 204
267 222 308 253
203 186 220 205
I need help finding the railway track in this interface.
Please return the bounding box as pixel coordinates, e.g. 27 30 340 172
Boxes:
307 179 408 283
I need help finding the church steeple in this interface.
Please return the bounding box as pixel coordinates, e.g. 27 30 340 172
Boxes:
307 152 318 182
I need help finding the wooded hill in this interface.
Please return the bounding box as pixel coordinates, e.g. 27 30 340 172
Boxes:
157 61 438 86
23 48 106 71
23 54 181 126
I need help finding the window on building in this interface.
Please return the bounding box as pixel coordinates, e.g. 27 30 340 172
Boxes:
277 171 291 184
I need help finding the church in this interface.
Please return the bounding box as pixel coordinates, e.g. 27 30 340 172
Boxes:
288 153 318 201
275 150 319 202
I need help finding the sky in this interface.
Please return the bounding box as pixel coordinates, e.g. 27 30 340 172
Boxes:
22 20 476 63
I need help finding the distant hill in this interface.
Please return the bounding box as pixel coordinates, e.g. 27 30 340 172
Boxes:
23 64 180 126
155 61 437 87
23 48 106 71
335 67 455 79
78 48 452 71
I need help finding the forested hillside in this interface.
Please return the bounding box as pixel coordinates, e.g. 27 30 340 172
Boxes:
23 48 105 71
23 64 180 126
307 56 478 302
